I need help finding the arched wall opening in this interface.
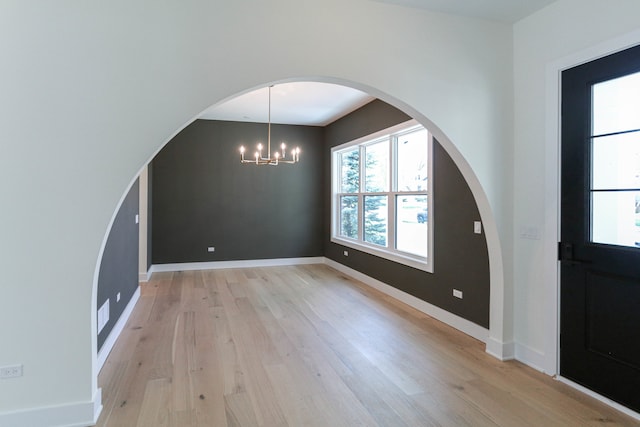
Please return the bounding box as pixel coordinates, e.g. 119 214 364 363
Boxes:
91 76 506 399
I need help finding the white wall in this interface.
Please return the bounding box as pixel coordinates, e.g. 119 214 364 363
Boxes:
513 0 640 372
0 1 513 423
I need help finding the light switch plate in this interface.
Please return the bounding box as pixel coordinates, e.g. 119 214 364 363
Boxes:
0 365 23 379
519 225 540 240
474 221 482 234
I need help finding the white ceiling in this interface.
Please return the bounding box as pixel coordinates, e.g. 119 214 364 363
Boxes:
199 1 557 126
371 0 557 23
199 82 375 127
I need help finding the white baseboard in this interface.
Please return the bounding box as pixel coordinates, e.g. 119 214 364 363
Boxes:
0 388 102 427
138 270 150 282
324 258 490 344
149 257 325 276
97 286 140 373
485 337 515 361
515 342 546 373
557 377 640 422
486 336 548 373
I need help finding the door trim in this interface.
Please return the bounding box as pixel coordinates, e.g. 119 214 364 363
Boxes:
544 29 640 377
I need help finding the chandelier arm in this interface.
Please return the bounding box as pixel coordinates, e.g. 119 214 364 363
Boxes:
240 158 298 165
241 156 298 165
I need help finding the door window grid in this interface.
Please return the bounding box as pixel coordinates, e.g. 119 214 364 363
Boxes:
590 72 640 248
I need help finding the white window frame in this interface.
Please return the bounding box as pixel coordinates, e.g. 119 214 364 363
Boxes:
331 119 434 273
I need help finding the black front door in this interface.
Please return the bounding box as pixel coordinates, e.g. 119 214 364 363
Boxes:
560 44 640 412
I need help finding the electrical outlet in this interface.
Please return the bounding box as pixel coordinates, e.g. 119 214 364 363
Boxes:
0 365 23 379
207 247 215 252
343 250 349 256
453 289 463 299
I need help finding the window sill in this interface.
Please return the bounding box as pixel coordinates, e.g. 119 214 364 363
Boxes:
331 236 433 273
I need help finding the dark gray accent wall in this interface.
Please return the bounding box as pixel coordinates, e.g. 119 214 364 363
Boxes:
323 99 413 144
97 179 140 350
147 164 153 271
150 101 489 328
151 120 324 263
324 101 490 328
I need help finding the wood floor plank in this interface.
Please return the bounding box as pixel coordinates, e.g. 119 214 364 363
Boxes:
191 307 228 426
224 392 260 427
412 388 499 427
136 378 171 427
170 311 196 414
264 363 327 427
225 299 288 426
95 264 639 427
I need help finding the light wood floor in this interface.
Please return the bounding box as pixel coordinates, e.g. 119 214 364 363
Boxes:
95 264 637 426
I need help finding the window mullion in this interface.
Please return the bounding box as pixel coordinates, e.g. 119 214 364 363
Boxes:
359 145 365 243
359 145 365 193
358 194 364 242
388 136 396 250
337 152 342 237
391 135 397 192
386 191 393 250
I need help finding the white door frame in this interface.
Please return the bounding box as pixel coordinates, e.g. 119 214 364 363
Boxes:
543 28 640 378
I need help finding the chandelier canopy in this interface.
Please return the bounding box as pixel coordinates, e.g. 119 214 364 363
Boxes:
239 85 300 165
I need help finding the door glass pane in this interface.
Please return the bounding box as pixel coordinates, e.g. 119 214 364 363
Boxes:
396 195 428 257
364 140 389 193
592 191 640 248
592 132 640 190
592 71 640 136
397 128 429 192
339 196 358 239
364 195 387 246
340 149 359 193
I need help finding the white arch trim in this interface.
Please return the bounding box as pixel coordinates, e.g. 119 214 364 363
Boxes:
90 75 508 405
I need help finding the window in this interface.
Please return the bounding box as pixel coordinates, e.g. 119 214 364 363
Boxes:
331 120 433 272
590 71 640 247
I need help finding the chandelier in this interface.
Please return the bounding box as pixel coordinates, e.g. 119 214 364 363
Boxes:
239 85 300 165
